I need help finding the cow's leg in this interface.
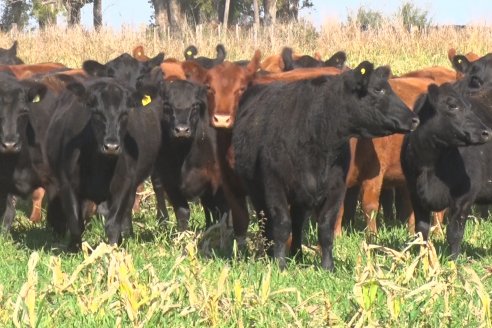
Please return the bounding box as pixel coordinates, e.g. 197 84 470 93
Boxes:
46 193 66 238
317 183 347 271
264 183 290 270
360 175 384 235
221 175 249 246
475 205 489 219
289 204 308 261
0 194 15 232
380 188 394 221
151 174 169 226
334 186 359 236
29 187 45 223
105 180 135 246
410 192 432 241
132 183 145 213
446 202 472 260
0 193 16 232
59 184 83 251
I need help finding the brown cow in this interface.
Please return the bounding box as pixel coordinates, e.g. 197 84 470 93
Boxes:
400 66 457 85
0 62 67 79
189 51 262 243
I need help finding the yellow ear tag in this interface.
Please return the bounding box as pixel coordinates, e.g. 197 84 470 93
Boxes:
137 52 142 56
186 50 193 56
32 94 40 103
141 94 152 107
458 58 462 64
360 68 366 75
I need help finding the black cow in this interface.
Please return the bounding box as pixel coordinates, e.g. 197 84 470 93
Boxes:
232 61 419 270
151 79 228 230
0 73 54 230
281 47 347 71
183 44 226 69
401 83 492 259
452 53 492 93
0 41 23 65
83 52 164 88
44 77 161 249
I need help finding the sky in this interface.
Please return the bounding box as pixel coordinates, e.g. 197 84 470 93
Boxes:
79 0 492 30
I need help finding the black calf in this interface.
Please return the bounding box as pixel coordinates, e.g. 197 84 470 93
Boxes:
401 83 492 258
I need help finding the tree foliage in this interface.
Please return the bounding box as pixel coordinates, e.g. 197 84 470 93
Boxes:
397 2 431 30
0 0 31 31
347 7 384 30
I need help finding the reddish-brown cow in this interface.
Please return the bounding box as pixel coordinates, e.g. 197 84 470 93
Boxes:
190 51 262 242
0 62 67 79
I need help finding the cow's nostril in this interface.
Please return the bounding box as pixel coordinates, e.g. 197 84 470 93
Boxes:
2 141 17 149
482 129 491 139
104 143 120 151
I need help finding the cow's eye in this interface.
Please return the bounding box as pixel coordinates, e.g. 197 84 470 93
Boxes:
373 87 385 95
448 102 459 111
470 76 483 89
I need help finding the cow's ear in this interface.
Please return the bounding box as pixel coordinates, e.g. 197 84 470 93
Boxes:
246 50 261 77
132 84 158 108
8 40 18 56
66 81 87 99
23 81 47 103
346 61 374 92
427 83 440 106
83 60 107 77
132 45 147 61
452 55 471 74
148 52 164 67
325 51 346 70
184 45 198 60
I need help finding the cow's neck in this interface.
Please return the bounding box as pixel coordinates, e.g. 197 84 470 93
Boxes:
408 121 451 167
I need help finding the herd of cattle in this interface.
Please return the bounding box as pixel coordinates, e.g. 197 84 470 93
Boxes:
0 39 491 270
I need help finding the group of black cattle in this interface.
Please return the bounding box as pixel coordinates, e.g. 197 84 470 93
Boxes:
1 40 492 271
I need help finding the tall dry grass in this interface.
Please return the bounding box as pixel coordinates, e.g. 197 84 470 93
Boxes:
0 22 490 75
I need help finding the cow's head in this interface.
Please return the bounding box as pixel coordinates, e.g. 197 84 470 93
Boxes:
415 83 491 146
452 53 492 93
65 78 157 156
160 79 207 139
0 75 46 153
83 52 164 88
343 61 419 137
203 50 261 129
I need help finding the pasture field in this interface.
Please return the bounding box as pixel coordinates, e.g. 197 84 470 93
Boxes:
1 23 492 327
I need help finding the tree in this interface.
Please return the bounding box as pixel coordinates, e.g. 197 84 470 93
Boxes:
31 0 62 29
63 0 91 26
397 2 431 31
93 0 101 29
276 0 312 22
149 0 186 33
263 0 276 25
0 0 31 31
347 7 383 30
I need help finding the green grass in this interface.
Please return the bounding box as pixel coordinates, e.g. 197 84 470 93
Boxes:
0 194 491 327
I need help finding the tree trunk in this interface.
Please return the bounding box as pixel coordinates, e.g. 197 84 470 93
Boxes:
66 1 83 26
253 0 260 27
151 0 169 32
93 0 102 30
166 0 186 34
223 0 231 28
263 0 277 25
